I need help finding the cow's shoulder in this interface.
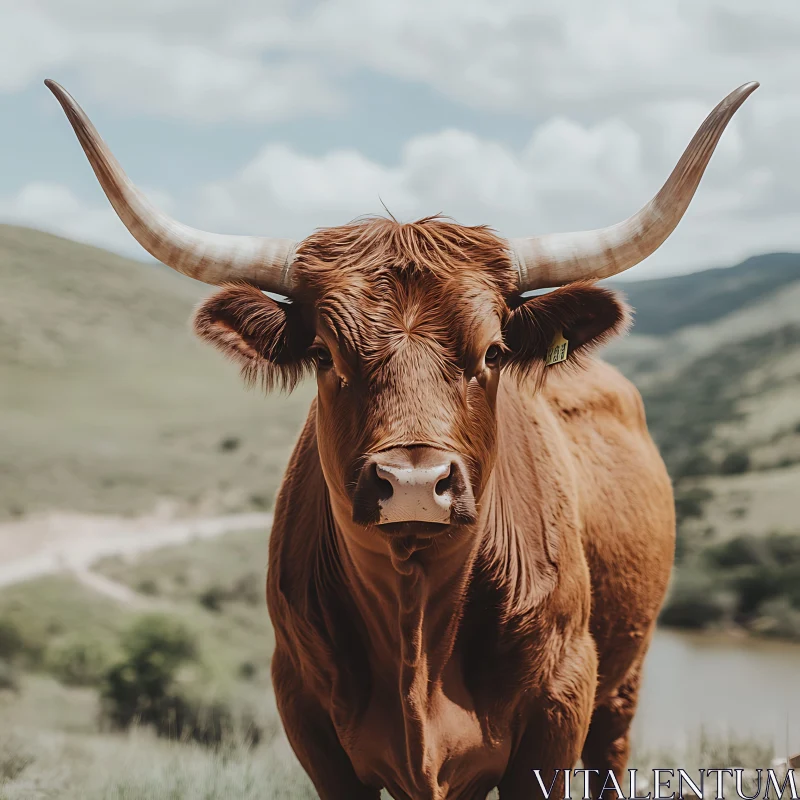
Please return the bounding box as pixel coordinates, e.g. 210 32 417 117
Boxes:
540 357 647 435
267 401 329 642
267 401 370 707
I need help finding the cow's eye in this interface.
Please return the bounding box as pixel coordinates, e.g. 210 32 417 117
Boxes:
484 344 502 367
311 345 333 368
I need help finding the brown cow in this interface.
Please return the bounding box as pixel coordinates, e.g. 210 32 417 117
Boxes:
47 80 757 799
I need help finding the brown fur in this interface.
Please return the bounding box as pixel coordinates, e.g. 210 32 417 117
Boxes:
194 217 675 800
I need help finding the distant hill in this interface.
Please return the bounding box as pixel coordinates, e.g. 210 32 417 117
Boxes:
605 254 800 638
0 224 314 521
609 253 800 336
604 252 800 545
0 224 205 369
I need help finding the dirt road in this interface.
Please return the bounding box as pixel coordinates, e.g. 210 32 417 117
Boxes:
0 509 274 590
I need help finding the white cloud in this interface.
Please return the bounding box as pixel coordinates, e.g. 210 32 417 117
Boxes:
295 0 798 116
187 96 800 277
3 0 800 276
0 5 74 92
0 0 340 122
3 0 799 121
7 89 800 279
0 181 160 257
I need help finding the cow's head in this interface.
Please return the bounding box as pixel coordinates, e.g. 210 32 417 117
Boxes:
191 218 631 537
46 79 757 541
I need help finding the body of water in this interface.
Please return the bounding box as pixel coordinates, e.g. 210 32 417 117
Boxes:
634 628 800 754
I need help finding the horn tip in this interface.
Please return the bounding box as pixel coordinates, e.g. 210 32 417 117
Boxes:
738 81 760 98
720 81 759 117
44 79 68 102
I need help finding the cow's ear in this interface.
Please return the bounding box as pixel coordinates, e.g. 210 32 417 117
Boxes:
193 283 315 391
503 282 630 380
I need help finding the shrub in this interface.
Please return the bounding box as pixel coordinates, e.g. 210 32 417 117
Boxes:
0 734 33 781
674 487 713 527
0 659 19 692
238 660 257 680
750 598 800 640
0 618 24 662
730 566 782 617
121 614 197 666
659 574 729 629
765 532 800 565
198 574 263 611
705 535 764 569
46 636 114 687
230 573 263 606
719 450 751 475
199 585 226 612
0 617 44 668
673 527 689 565
676 453 715 479
99 614 258 746
136 579 160 596
101 614 197 731
249 493 270 510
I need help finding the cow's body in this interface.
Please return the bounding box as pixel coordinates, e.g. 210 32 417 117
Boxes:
268 357 674 800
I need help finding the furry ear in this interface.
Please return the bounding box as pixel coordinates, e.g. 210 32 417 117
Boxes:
503 281 630 380
193 283 315 391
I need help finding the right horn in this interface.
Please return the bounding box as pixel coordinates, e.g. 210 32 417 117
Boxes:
509 81 759 291
45 79 297 295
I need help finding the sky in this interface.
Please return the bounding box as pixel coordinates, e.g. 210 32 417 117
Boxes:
1 0 799 280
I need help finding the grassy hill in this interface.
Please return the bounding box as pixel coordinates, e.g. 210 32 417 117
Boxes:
609 253 800 336
608 255 800 528
604 255 800 638
605 259 800 540
0 224 314 521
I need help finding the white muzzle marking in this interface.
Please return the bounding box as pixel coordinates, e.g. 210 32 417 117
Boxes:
376 463 452 524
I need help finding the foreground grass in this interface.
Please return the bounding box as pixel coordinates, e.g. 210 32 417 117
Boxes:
0 529 272 658
0 528 790 799
0 531 279 741
0 726 315 799
0 676 316 799
95 528 276 683
0 679 777 799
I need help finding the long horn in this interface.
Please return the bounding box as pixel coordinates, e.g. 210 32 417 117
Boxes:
45 80 296 294
509 81 759 291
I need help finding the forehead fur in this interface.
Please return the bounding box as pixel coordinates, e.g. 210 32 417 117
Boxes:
292 217 515 364
293 215 518 296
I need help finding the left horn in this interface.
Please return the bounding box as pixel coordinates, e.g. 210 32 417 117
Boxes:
509 81 759 291
45 80 297 294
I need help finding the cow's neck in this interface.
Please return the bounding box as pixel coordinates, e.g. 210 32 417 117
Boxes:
331 508 482 781
333 509 480 685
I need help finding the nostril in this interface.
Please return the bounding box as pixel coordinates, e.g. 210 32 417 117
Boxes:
435 464 455 497
371 463 394 502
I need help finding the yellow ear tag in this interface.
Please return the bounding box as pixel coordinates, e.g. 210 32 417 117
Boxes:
546 331 569 366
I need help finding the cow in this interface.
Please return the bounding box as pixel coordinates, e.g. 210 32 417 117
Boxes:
46 79 757 800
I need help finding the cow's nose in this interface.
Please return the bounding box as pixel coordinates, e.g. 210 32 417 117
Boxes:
352 447 476 526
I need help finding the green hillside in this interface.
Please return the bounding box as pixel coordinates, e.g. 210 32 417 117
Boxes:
610 253 800 336
0 224 314 521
